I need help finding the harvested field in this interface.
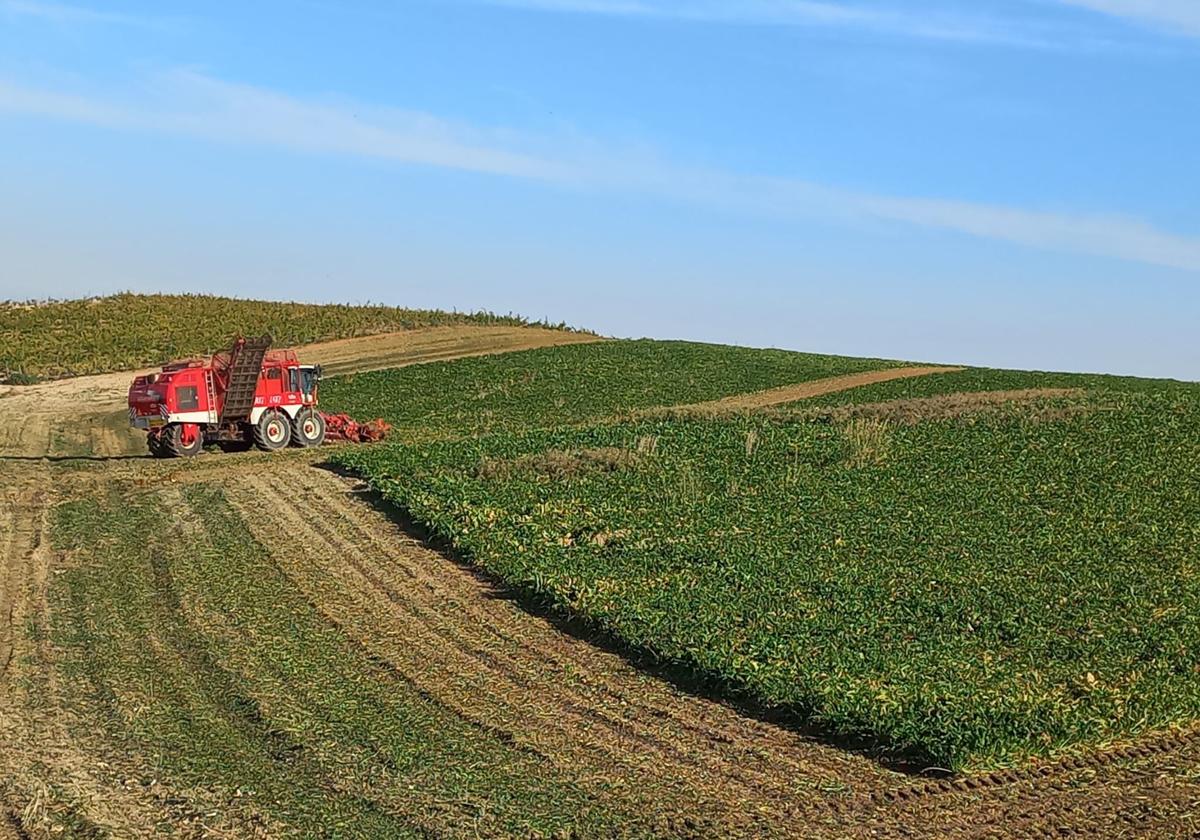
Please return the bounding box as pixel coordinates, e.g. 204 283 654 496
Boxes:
3 331 1199 836
0 463 211 838
11 455 1198 837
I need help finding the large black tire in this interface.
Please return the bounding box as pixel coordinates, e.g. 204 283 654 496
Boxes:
291 409 326 448
254 411 292 451
147 431 166 458
164 423 204 458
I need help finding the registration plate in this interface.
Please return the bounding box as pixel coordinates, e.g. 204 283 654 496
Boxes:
146 417 165 428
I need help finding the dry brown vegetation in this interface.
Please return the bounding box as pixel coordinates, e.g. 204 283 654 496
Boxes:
801 388 1089 426
841 418 893 467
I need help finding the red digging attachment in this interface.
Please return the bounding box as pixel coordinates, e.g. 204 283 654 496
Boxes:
321 413 391 443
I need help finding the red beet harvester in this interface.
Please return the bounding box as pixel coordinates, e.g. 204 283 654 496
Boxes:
128 335 386 458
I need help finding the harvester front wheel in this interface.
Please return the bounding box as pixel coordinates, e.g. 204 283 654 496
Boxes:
254 411 292 451
165 423 204 458
292 409 326 447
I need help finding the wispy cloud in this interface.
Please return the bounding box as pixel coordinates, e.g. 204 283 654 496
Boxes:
0 0 157 26
1054 0 1200 37
482 0 875 25
856 193 1200 273
473 0 1121 50
486 0 1200 44
0 73 567 180
1 71 1197 273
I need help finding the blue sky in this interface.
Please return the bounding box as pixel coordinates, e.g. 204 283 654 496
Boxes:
1 0 1198 378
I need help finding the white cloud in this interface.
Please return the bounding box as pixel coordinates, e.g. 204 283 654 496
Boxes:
1055 0 1200 36
1 71 1198 273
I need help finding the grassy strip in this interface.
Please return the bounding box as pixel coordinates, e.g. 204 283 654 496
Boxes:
802 367 1200 408
320 339 904 442
1 293 565 380
334 392 1200 770
50 483 628 837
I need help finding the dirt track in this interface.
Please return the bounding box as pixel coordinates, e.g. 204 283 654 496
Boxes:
655 365 963 414
2 338 1198 837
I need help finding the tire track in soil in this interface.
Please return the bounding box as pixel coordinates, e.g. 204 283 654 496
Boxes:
850 736 1200 838
225 467 902 833
0 464 223 838
844 727 1200 835
306 474 838 781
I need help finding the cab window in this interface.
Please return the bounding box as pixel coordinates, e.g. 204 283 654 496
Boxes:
176 386 199 411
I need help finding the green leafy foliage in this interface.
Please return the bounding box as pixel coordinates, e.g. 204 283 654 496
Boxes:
320 339 903 441
0 293 557 379
335 392 1200 770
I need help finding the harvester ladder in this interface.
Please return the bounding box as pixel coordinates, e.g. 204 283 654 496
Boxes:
218 335 272 423
204 368 218 423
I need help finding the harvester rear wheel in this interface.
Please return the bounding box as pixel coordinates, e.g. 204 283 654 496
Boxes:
147 431 166 458
254 411 291 451
165 423 204 458
291 409 326 447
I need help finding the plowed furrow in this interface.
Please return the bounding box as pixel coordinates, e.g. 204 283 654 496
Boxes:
300 469 886 785
233 475 781 815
